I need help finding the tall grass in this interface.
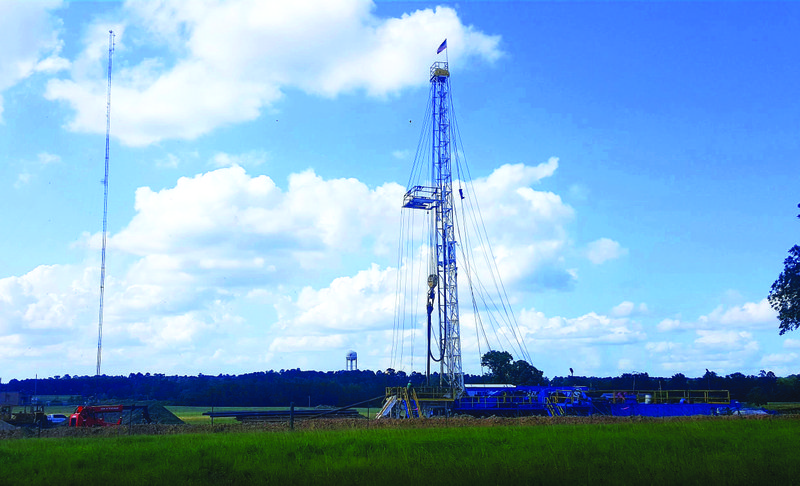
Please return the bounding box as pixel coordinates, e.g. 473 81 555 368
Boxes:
1 417 797 485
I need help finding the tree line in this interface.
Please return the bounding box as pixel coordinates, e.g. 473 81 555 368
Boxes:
2 364 797 407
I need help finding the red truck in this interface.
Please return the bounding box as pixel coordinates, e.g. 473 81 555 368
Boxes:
68 405 151 427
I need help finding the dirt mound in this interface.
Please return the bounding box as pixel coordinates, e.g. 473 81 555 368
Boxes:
119 402 184 425
146 403 184 425
0 420 15 431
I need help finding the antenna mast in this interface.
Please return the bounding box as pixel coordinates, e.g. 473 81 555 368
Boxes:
97 30 114 376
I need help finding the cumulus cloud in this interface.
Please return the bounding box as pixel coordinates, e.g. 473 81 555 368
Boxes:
37 152 61 164
657 299 776 334
0 0 67 121
392 149 409 160
13 151 62 188
694 330 757 351
784 339 800 349
103 159 575 294
45 0 503 146
699 298 776 329
657 318 683 332
210 150 268 168
456 158 577 290
644 334 763 377
642 299 783 375
107 165 405 276
287 264 398 333
268 335 347 353
14 173 32 189
0 157 638 376
586 238 628 264
759 352 800 374
0 264 95 335
611 301 647 318
516 307 646 347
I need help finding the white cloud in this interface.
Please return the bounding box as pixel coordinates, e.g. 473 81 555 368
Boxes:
612 301 634 317
392 149 409 160
155 153 180 169
611 301 647 318
13 151 62 188
0 158 663 377
0 264 96 337
656 299 776 334
46 0 503 146
35 55 70 74
0 0 65 121
699 298 776 329
37 152 61 164
783 339 800 349
657 318 683 332
14 173 32 188
643 331 763 377
760 352 799 366
108 165 405 263
616 358 635 372
517 308 646 347
210 150 268 168
586 237 628 264
694 330 756 351
287 264 398 333
456 158 577 290
268 335 347 353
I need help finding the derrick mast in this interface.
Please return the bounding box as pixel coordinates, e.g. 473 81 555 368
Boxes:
402 62 464 395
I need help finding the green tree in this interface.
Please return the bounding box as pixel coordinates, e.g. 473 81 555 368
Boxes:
746 386 768 406
508 360 547 386
481 350 513 383
769 245 800 335
667 373 688 390
481 351 547 385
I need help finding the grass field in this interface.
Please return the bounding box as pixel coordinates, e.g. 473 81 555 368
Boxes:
165 406 378 424
1 416 798 485
766 402 800 412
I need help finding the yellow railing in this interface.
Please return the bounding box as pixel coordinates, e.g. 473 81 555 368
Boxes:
545 396 564 416
385 386 456 402
605 390 731 404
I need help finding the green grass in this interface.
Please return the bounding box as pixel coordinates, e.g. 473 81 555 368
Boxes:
2 417 799 485
166 406 377 424
766 402 800 411
165 406 251 425
7 405 376 425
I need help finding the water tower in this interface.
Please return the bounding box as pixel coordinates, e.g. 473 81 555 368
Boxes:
346 351 358 371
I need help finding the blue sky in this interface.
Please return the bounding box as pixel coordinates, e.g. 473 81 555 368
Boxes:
1 0 798 381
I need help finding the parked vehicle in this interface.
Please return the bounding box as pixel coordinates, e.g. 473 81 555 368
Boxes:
47 414 68 424
68 405 151 427
0 404 46 426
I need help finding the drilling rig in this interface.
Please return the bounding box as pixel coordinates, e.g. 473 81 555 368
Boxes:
378 58 467 419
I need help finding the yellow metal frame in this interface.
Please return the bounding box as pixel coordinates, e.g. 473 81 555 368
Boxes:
606 390 731 404
385 386 457 402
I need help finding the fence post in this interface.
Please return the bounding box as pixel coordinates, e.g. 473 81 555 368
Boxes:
290 402 294 431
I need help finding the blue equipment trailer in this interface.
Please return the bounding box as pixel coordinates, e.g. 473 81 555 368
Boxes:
451 385 739 417
379 385 740 418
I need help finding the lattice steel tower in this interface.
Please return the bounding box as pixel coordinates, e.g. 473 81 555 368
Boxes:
97 30 114 376
402 61 464 395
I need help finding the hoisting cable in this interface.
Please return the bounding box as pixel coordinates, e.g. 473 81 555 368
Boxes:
449 88 532 364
